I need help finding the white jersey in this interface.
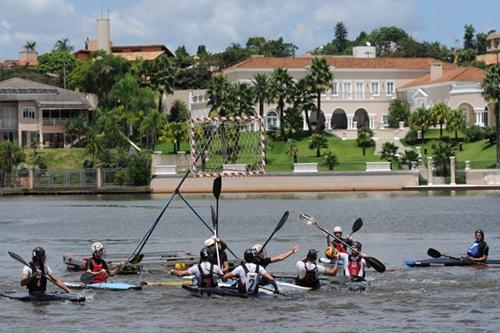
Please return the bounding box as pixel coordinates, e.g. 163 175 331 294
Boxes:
231 263 267 293
339 252 366 278
295 260 326 279
23 264 52 276
187 261 224 277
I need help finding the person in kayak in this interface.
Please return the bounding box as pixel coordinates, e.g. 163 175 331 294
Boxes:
464 229 489 262
204 236 230 273
338 241 367 282
85 242 125 284
20 247 72 294
224 249 279 295
295 249 338 290
252 243 300 268
325 225 353 253
171 247 224 287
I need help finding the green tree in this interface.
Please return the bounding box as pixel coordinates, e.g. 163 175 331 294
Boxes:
270 68 294 142
174 64 211 89
174 45 194 68
446 109 466 139
388 99 411 128
219 43 252 69
400 150 419 170
286 139 299 163
207 75 233 116
410 107 433 140
476 32 489 54
432 142 455 177
252 73 272 118
136 57 176 113
160 122 188 153
323 149 338 170
334 22 348 53
309 133 328 157
292 78 315 133
305 57 333 133
463 24 476 50
24 40 37 51
84 126 104 162
233 82 255 116
0 141 25 182
127 151 152 186
141 109 166 149
431 102 451 138
356 127 375 156
283 106 303 136
37 51 77 88
380 142 398 166
64 116 89 147
168 100 190 122
53 38 73 52
481 65 500 167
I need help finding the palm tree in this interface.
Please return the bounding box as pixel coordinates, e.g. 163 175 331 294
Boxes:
207 75 233 116
292 79 315 133
160 122 188 153
431 102 451 138
401 150 419 170
309 134 329 157
323 150 338 170
233 82 256 116
252 73 271 118
137 57 176 113
53 38 73 52
481 65 500 167
446 109 466 140
305 57 333 133
410 107 433 141
270 68 294 142
24 40 37 52
286 139 299 163
85 127 104 162
432 142 455 177
380 142 398 166
141 110 166 149
357 129 374 156
0 141 25 185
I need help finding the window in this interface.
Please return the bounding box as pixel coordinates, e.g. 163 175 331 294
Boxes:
331 81 338 96
22 107 35 119
355 81 364 99
386 81 395 96
382 115 389 127
266 110 278 130
371 81 379 96
343 82 352 99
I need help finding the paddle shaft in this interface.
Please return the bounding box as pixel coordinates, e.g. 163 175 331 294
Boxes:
258 211 289 254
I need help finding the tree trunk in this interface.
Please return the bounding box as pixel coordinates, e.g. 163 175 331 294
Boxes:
316 147 320 157
279 99 286 142
316 92 321 133
362 146 366 156
158 89 164 114
259 100 264 118
439 122 443 138
293 154 297 163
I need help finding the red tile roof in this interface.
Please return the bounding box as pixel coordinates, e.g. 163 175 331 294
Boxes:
399 66 485 89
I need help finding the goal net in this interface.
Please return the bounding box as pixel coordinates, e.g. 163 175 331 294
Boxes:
189 116 266 177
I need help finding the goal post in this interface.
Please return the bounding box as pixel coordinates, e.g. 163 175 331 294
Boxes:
189 116 266 177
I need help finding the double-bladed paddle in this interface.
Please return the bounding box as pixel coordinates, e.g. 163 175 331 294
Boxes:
426 248 485 266
211 176 222 268
8 251 69 292
257 211 290 255
298 213 386 273
350 218 363 235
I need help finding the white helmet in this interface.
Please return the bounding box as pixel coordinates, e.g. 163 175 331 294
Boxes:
91 242 104 254
333 226 343 233
252 244 263 252
204 237 216 247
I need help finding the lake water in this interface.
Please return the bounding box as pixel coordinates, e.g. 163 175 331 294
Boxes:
1 191 499 332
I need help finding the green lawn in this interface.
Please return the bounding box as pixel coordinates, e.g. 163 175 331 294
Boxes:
25 148 88 169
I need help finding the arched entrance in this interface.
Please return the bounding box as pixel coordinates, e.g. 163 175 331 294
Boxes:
354 108 369 128
331 108 347 129
458 103 474 126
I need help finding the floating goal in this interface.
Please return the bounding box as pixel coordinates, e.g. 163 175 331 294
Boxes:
189 116 266 177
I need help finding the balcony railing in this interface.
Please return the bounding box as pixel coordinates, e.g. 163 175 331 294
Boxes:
0 119 17 129
42 118 69 126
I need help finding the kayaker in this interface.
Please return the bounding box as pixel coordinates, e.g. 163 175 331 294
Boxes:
325 226 353 253
223 249 279 295
338 241 367 282
464 229 489 262
171 247 224 287
295 249 338 290
204 236 230 273
85 242 125 284
252 243 300 268
20 247 72 294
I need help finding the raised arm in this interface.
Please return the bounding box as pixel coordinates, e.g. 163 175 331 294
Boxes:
270 245 299 263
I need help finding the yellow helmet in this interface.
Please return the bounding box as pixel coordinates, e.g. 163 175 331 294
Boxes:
325 246 338 259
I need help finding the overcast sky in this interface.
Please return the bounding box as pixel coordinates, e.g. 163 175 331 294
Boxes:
0 0 498 60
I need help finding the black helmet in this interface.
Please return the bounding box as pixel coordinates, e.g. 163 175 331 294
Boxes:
200 247 211 260
352 241 362 251
306 249 318 261
32 247 46 259
244 248 256 263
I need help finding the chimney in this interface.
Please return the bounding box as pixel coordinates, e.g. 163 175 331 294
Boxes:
430 63 443 81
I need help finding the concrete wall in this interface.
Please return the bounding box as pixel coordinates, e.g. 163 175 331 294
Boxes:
466 170 500 185
150 171 419 193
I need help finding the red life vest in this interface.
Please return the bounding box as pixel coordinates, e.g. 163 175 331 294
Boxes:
333 240 347 253
347 256 362 278
90 258 107 283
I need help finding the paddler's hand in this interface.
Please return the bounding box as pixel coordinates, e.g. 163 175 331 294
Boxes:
273 288 280 295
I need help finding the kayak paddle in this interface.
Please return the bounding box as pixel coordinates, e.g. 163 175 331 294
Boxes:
210 204 222 268
351 218 363 235
298 213 386 273
212 176 222 268
8 251 69 293
426 248 485 266
257 211 290 255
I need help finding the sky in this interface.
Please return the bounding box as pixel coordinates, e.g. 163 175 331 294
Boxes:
0 0 498 60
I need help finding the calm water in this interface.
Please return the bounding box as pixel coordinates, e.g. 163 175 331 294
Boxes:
1 191 500 333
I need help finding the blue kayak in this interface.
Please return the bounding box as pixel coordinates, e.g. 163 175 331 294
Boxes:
1 291 85 303
65 282 142 290
405 258 500 267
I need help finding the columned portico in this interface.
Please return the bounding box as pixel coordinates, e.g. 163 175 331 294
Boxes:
369 114 376 129
347 114 354 129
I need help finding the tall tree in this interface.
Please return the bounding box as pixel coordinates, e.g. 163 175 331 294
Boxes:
463 24 476 50
23 40 37 52
0 141 25 182
292 78 315 133
431 102 451 138
37 51 77 88
53 38 74 52
233 82 255 116
309 134 329 157
481 65 500 167
168 100 190 122
207 75 233 116
270 68 294 142
446 109 466 139
410 107 433 140
140 109 166 149
252 73 272 118
136 57 176 113
388 99 411 128
334 22 348 53
305 57 333 133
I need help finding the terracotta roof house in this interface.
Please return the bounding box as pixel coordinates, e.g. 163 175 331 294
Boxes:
0 50 38 68
0 77 95 147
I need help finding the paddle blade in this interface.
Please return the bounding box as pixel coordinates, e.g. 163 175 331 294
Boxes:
298 213 318 226
210 205 217 229
80 272 94 284
8 251 30 267
352 218 363 234
427 248 442 259
365 256 386 273
213 176 222 200
276 211 289 232
129 253 144 264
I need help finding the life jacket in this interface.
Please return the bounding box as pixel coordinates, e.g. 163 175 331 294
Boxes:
27 262 47 294
239 264 260 295
197 263 217 288
347 255 363 279
467 241 482 257
333 240 348 253
296 260 319 289
89 257 107 283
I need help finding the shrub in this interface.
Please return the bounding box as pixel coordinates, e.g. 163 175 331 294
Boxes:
464 125 486 142
127 152 152 186
113 169 128 185
418 174 428 185
403 129 418 145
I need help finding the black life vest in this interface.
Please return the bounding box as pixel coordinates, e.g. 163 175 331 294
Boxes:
239 263 260 295
296 260 320 289
27 262 47 294
197 263 217 288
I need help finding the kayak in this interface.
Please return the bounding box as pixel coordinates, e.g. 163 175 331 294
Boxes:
0 291 85 303
64 282 142 291
181 285 249 298
404 258 500 268
180 276 311 293
141 280 191 287
273 275 366 292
